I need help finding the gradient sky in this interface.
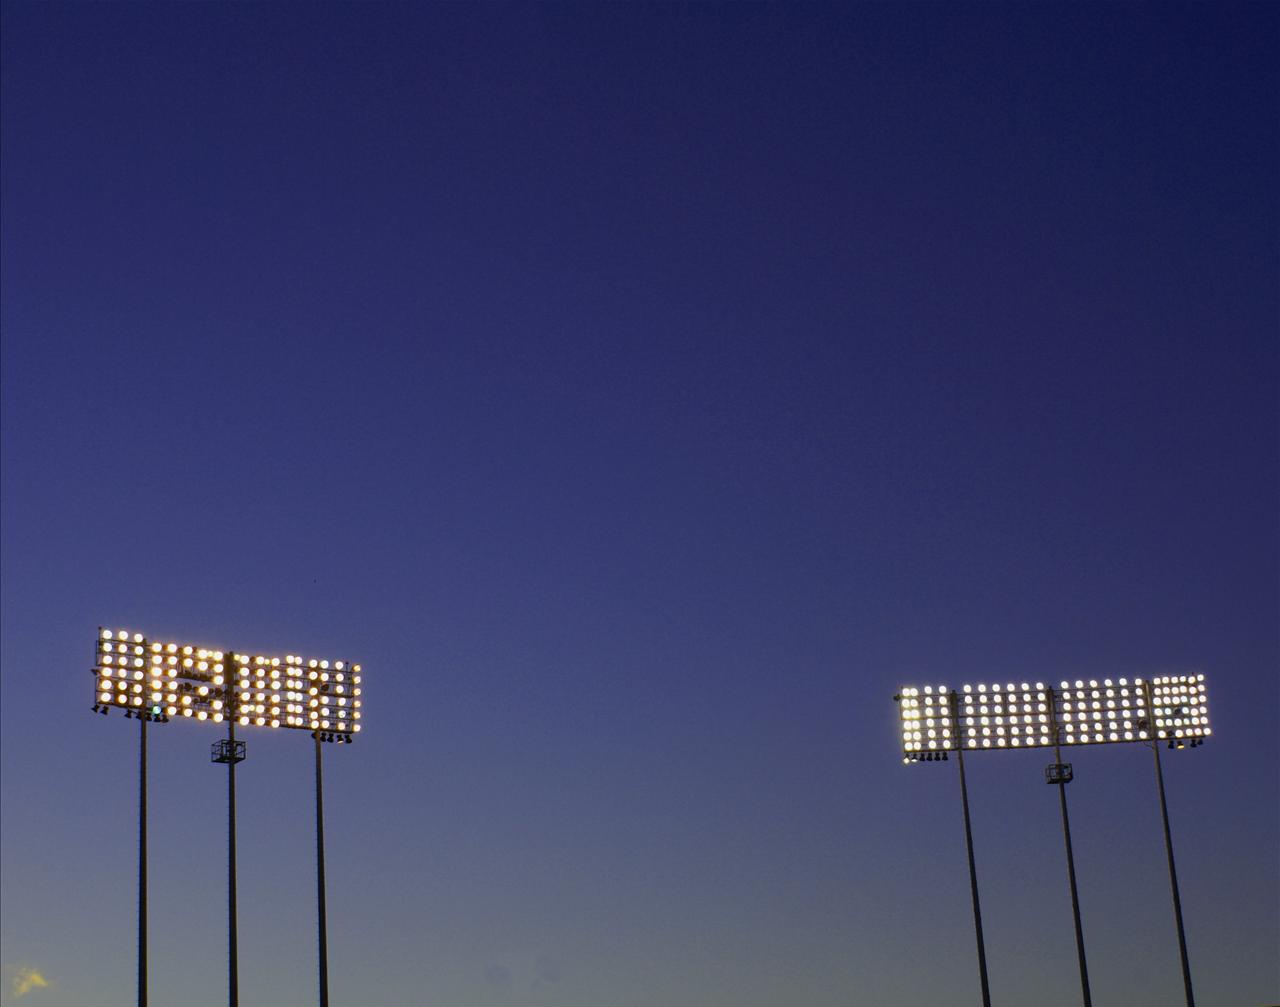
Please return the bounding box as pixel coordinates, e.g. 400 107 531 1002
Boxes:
1 4 1277 1006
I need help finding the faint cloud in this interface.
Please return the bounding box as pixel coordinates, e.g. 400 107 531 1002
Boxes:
482 952 566 994
13 968 51 997
532 954 563 987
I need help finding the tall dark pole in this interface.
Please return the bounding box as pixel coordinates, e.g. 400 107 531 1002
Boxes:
1053 739 1092 1007
211 673 246 1006
138 709 148 1007
228 714 239 1007
314 732 330 1007
1151 739 1195 1006
950 693 991 1007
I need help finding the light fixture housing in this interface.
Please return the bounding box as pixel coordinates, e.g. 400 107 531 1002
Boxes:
95 628 362 741
895 675 1209 761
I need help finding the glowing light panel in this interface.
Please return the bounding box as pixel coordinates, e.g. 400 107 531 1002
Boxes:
1055 677 1151 747
897 685 956 756
961 681 1053 751
94 628 363 739
1149 674 1211 743
896 674 1210 761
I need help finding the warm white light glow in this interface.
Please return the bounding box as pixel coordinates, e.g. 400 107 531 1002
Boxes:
957 681 1052 751
1050 678 1149 746
896 685 955 756
94 630 362 738
898 674 1210 759
1149 675 1211 742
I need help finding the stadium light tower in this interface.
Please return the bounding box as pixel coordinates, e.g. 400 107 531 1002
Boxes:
90 628 159 1007
894 684 990 1007
895 674 1210 1007
92 628 363 1007
1041 682 1091 1007
1142 676 1207 1007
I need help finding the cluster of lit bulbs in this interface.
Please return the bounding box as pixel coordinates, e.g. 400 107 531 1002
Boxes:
1149 675 1210 741
961 682 1052 750
229 653 362 733
94 629 362 737
1056 678 1149 746
97 629 167 715
897 674 1211 761
897 686 953 754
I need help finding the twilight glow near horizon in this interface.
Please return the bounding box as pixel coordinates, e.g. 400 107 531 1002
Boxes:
1 4 1276 1006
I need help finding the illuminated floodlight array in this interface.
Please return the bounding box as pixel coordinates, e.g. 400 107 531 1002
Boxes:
895 675 1211 760
94 629 152 712
1149 674 1210 743
230 652 362 736
1056 677 1150 747
961 681 1053 750
897 685 954 757
93 628 362 739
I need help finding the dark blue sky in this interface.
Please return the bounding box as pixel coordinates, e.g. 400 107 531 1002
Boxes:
1 4 1276 1006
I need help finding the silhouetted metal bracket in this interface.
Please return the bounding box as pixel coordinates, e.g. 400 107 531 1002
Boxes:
1044 762 1073 785
211 739 247 764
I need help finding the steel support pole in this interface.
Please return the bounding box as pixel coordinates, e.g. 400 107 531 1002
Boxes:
948 692 990 1007
957 746 991 1007
138 710 148 1007
1054 742 1091 1007
1152 741 1195 1007
315 732 330 1007
228 715 239 1007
